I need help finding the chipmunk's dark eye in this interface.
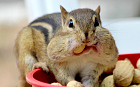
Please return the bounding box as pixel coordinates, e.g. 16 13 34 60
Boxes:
94 18 99 27
69 19 74 28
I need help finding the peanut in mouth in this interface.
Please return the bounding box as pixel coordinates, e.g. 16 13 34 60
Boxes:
73 45 86 54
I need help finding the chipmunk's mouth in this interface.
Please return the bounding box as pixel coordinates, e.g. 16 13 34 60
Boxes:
73 42 99 56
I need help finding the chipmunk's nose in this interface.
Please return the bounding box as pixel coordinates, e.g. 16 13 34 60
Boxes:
82 32 90 43
85 32 88 39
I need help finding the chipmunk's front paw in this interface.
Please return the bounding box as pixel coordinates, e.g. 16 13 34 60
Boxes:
32 62 49 73
67 81 85 87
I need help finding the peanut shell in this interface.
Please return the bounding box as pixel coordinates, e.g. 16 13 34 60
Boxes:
136 58 140 70
67 81 84 87
113 59 134 87
51 82 62 86
103 65 115 74
132 69 140 84
100 75 116 87
129 84 140 87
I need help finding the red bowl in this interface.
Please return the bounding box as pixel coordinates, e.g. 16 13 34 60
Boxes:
26 53 140 87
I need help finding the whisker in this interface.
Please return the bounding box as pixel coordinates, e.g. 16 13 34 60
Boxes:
102 18 125 27
101 18 130 34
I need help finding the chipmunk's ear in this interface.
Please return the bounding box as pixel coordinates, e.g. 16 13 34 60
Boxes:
95 5 100 14
95 5 101 24
60 5 68 26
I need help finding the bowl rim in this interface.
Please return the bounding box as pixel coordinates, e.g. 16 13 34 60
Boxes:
119 53 140 56
26 68 66 87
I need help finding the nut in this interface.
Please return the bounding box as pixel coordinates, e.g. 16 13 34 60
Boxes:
67 81 84 87
51 82 62 86
100 75 116 87
129 84 140 87
103 65 115 74
113 59 134 87
132 69 140 84
136 58 140 70
73 45 85 54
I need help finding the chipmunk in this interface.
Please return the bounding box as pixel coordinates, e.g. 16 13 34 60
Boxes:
15 5 118 87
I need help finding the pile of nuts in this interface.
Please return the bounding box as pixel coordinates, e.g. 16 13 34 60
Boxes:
100 58 140 87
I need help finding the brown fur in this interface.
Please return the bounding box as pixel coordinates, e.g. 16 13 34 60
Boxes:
15 5 118 87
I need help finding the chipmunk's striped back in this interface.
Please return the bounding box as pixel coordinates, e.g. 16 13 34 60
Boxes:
29 13 62 44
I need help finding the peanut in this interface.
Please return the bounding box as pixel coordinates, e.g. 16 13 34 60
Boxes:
100 75 116 87
73 45 85 54
67 81 84 87
136 58 140 70
129 84 140 87
113 59 134 87
132 69 140 84
51 82 62 86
